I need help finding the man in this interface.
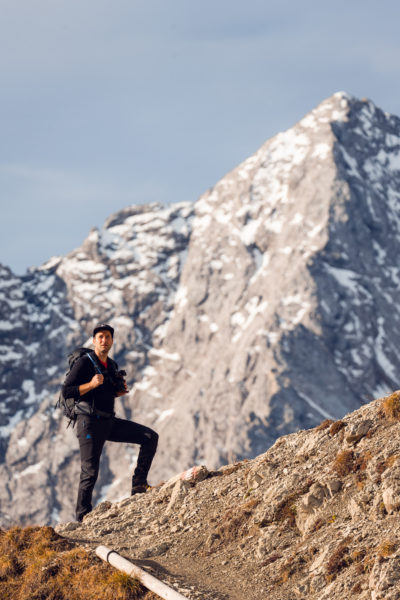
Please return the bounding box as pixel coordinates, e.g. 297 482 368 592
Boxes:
62 323 158 522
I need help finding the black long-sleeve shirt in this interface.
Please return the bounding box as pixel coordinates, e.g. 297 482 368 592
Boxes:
62 353 118 414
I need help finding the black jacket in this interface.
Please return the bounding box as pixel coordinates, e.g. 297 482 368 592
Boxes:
62 353 119 414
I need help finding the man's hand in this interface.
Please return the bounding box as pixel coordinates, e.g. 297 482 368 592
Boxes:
115 389 129 397
90 374 104 389
115 382 129 397
79 374 104 397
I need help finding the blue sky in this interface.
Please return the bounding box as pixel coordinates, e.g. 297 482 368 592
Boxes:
1 0 399 274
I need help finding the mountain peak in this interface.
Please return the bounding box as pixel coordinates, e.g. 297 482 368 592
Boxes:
2 93 400 526
299 90 353 128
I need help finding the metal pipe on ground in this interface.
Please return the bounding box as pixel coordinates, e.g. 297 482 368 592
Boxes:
96 545 190 600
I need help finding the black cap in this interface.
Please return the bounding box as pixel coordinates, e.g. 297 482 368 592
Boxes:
93 323 114 338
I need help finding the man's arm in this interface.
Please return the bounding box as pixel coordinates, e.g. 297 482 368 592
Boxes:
79 374 104 397
62 356 104 400
115 385 128 397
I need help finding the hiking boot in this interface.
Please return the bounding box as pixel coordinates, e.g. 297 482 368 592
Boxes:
131 482 151 495
76 509 90 522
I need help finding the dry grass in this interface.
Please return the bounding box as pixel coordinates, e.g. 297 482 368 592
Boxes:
276 552 308 585
329 420 346 436
325 543 351 579
351 548 366 563
332 450 354 477
212 498 260 545
376 540 397 558
219 463 243 477
260 553 282 567
376 454 398 479
355 450 372 471
332 449 373 480
353 450 372 486
310 518 325 532
351 581 363 594
315 419 334 431
0 526 158 600
380 392 400 421
355 551 374 575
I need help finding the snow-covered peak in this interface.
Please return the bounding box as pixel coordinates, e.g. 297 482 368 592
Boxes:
2 93 400 526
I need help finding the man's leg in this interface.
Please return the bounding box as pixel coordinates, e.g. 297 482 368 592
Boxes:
75 415 108 521
107 417 158 493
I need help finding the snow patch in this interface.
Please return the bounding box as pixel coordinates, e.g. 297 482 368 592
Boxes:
375 317 397 381
312 143 330 160
324 265 359 295
22 380 37 404
241 219 260 246
296 391 335 420
175 285 188 311
14 461 44 479
0 410 25 437
149 348 180 362
157 408 174 423
0 346 23 362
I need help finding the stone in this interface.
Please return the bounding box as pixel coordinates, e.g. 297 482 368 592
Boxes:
295 482 332 533
346 420 373 444
139 541 170 558
57 521 80 532
90 501 112 516
310 574 327 592
166 479 189 513
309 547 331 574
246 470 264 490
294 578 310 596
161 466 209 494
369 558 400 598
349 497 366 520
326 479 342 496
304 483 329 508
382 486 400 514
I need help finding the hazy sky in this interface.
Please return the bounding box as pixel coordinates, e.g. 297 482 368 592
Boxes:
1 0 399 274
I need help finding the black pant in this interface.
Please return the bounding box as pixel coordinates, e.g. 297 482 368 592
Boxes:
75 414 158 521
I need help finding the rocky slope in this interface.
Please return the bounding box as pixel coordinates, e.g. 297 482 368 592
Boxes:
1 92 400 526
56 394 400 600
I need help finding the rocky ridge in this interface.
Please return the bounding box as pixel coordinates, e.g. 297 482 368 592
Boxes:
2 92 400 526
56 394 400 600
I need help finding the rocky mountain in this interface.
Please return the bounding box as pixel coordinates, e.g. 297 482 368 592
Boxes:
56 394 400 600
1 91 400 526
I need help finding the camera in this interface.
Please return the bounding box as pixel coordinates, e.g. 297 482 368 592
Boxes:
111 369 127 394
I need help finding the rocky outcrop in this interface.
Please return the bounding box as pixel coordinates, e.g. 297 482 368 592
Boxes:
56 395 400 600
2 92 400 525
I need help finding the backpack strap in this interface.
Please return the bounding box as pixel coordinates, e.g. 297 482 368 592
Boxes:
86 352 104 375
77 354 116 419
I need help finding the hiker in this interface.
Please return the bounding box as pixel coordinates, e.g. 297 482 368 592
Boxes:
62 323 159 522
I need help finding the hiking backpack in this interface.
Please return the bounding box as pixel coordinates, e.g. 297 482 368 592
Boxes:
56 347 102 427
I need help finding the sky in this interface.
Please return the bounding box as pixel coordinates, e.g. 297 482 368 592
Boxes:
1 0 400 274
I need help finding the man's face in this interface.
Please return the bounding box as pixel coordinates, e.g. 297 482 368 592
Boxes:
93 330 113 354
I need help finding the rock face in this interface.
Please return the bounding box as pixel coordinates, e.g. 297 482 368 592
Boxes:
1 92 400 525
56 395 400 600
